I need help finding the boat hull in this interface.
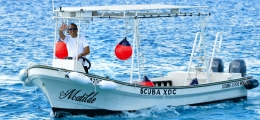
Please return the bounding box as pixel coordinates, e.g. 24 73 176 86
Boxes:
52 96 247 117
27 66 250 117
52 107 123 117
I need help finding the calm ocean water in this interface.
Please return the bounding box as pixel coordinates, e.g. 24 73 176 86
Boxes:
0 0 260 119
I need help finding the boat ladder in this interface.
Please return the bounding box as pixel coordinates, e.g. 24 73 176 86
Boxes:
185 32 223 85
208 32 223 82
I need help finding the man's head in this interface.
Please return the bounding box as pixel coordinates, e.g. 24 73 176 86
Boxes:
68 23 78 37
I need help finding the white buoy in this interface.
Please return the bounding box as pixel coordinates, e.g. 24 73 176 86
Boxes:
23 80 34 87
98 81 117 90
19 69 28 81
68 72 91 85
166 82 170 86
155 82 158 86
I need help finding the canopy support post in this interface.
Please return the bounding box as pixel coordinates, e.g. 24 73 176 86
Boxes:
130 17 140 83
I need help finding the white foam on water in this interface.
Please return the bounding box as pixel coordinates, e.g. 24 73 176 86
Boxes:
0 75 21 84
0 75 18 80
1 0 260 119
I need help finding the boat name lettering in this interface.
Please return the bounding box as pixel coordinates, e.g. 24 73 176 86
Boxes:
140 88 176 95
59 89 98 103
232 65 239 68
212 63 218 67
222 81 246 89
90 77 102 84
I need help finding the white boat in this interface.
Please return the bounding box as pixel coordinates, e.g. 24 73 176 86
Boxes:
19 3 259 117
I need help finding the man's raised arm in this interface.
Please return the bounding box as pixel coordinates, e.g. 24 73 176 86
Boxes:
59 23 67 40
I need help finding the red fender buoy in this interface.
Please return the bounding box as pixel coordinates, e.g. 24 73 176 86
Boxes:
115 37 132 60
55 39 68 59
140 75 155 87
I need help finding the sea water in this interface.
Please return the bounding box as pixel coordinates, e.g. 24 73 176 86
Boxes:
0 0 260 119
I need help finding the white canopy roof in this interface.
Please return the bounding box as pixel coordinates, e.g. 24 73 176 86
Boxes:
53 4 209 20
55 4 209 12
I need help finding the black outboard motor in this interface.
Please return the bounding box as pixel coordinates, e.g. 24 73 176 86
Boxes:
229 59 246 77
244 79 259 89
211 58 224 72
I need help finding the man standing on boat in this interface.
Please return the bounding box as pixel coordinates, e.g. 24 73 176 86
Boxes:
59 23 90 73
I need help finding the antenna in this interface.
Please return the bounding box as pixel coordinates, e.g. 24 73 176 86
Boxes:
52 0 55 11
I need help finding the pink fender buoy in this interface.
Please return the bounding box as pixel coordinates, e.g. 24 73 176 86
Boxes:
115 37 132 60
55 39 68 59
141 75 155 87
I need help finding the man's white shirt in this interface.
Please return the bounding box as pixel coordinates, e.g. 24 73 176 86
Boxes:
62 35 89 66
63 35 89 58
